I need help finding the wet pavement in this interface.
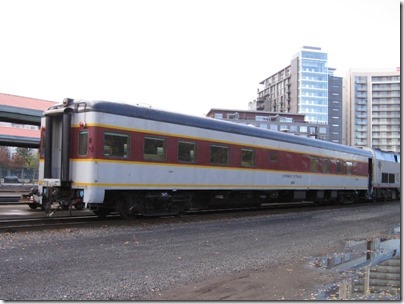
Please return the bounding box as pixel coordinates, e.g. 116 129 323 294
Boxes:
313 226 401 300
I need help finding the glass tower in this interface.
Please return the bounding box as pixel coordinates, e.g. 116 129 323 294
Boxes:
295 46 328 124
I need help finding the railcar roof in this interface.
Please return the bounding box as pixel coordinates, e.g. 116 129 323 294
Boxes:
56 100 374 158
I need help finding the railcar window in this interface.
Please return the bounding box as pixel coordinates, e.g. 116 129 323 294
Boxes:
210 145 229 165
78 131 88 156
382 173 388 183
144 137 166 161
178 141 196 163
268 150 279 162
389 173 395 183
346 162 352 175
104 132 129 158
336 160 343 174
322 159 330 173
310 157 319 172
241 148 255 167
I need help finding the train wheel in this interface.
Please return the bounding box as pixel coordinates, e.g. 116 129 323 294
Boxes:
28 203 38 210
43 200 60 216
94 208 110 219
116 196 138 220
43 200 52 213
74 202 84 210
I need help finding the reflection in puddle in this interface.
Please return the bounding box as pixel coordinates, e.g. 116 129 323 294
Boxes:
314 227 400 300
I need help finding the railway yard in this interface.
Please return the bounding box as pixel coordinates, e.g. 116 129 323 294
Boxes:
1 98 396 300
0 197 400 301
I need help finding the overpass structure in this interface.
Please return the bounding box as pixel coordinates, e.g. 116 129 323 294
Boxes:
0 126 40 148
0 93 56 148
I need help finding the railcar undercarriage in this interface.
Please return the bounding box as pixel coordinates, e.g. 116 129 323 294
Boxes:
40 187 396 218
41 186 85 215
90 190 268 219
372 188 400 202
88 188 374 219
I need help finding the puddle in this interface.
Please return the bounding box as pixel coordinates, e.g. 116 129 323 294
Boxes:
313 226 400 300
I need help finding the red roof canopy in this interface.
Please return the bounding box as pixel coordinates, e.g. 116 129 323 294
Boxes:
0 93 56 110
0 126 40 138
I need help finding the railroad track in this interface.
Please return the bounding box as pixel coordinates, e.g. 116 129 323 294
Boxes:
0 200 396 233
0 203 313 233
0 214 121 233
0 189 32 203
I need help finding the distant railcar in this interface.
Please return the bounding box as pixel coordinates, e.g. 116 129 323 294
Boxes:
37 99 400 217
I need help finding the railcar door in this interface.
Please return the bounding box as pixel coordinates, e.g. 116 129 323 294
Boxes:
368 158 373 197
43 111 72 183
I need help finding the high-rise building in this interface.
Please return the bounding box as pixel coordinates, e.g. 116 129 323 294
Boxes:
256 65 292 113
328 68 343 144
256 46 342 143
292 46 329 124
345 68 401 153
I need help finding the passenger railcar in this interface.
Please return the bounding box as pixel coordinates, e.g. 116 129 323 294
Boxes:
364 147 400 200
37 98 400 217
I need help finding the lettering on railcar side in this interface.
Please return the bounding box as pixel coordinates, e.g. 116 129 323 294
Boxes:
282 174 302 179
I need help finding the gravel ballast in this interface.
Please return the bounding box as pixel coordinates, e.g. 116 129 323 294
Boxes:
0 201 400 300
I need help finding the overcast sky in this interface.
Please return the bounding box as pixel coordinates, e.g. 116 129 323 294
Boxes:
0 0 400 116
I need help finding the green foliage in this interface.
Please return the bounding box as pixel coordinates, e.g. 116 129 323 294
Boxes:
26 150 39 169
0 147 39 169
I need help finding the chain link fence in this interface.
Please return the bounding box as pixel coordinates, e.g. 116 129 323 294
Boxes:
0 166 38 184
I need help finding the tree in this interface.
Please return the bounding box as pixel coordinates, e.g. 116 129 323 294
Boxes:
26 150 39 170
9 148 40 181
11 148 29 168
0 146 10 167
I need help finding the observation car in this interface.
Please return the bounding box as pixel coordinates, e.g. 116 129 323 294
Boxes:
37 98 400 217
